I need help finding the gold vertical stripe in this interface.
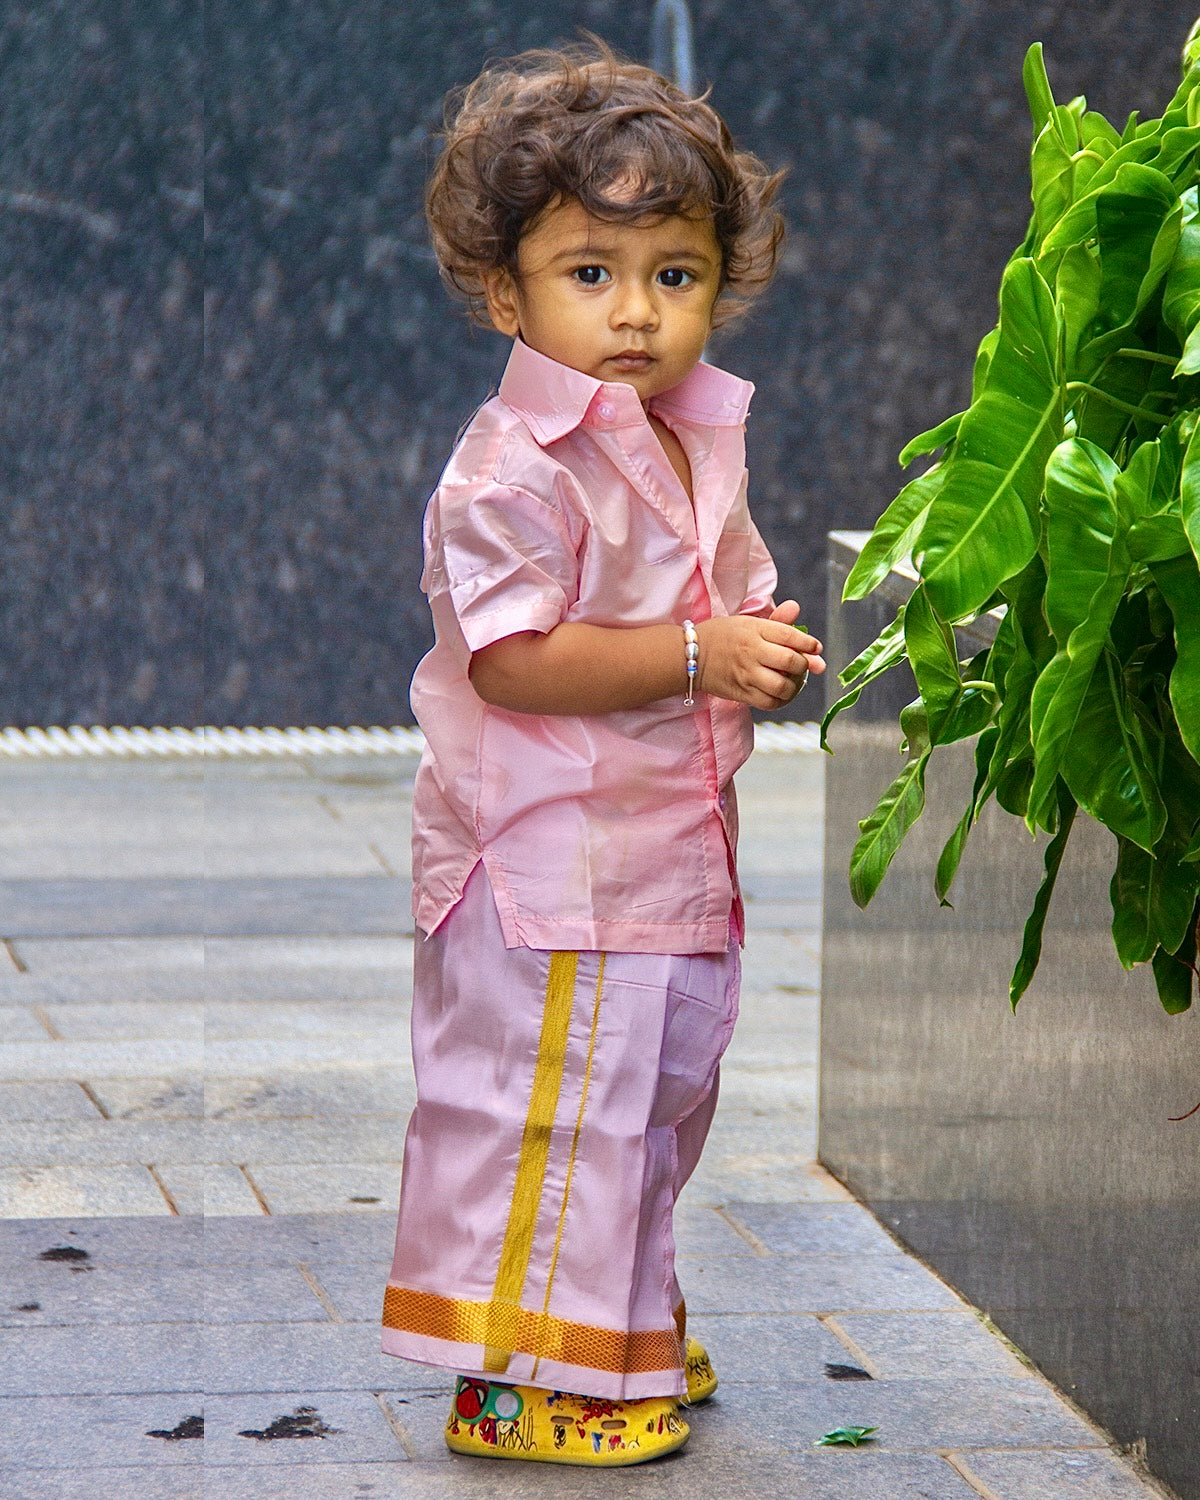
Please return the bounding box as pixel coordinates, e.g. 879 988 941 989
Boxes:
483 948 578 1373
532 953 606 1380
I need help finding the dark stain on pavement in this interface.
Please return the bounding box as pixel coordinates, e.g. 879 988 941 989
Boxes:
39 1245 90 1262
148 1415 204 1441
13 1302 41 1312
825 1362 873 1381
238 1406 340 1440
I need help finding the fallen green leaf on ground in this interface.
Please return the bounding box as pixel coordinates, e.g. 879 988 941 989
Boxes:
814 1424 879 1447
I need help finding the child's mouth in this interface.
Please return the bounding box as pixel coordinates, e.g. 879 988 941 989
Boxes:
609 352 655 370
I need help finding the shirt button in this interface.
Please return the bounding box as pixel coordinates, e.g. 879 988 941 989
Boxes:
718 794 727 810
596 402 616 421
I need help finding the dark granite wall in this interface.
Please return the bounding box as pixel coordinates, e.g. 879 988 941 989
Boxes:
0 1 1184 725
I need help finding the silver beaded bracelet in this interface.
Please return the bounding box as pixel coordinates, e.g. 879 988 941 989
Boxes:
682 619 699 706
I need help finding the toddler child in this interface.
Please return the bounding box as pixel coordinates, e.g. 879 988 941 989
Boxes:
381 39 825 1468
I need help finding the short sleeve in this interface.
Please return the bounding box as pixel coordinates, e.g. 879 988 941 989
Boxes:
738 518 779 618
433 482 579 653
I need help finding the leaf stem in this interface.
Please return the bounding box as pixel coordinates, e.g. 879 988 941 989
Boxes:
1064 382 1173 423
1112 349 1180 367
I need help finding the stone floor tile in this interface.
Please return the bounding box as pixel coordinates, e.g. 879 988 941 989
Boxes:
200 1212 397 1266
0 1323 200 1396
722 1201 907 1257
35 1002 203 1041
0 1039 202 1083
0 1393 205 1469
674 1312 852 1384
301 1261 387 1325
714 1062 817 1113
202 937 414 972
200 1119 407 1167
204 1072 414 1120
671 1200 764 1259
685 1156 851 1207
830 1310 1030 1381
1 1260 199 1327
683 1252 965 1316
148 1163 264 1217
699 1376 1105 1455
203 1036 408 1074
0 1469 203 1500
197 1450 977 1500
0 1213 201 1267
201 1263 332 1326
952 1447 1162 1498
0 1119 208 1169
680 1112 825 1202
202 1323 410 1396
88 1076 204 1120
200 836 387 880
0 1163 171 1217
7 938 204 973
203 1000 406 1043
0 1007 54 1041
202 1389 406 1465
200 968 412 1005
241 1164 402 1215
734 930 822 991
0 1081 101 1122
0 972 208 1005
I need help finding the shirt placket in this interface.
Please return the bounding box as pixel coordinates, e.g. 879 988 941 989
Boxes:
599 414 744 937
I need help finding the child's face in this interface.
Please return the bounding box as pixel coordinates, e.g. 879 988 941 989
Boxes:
483 197 723 406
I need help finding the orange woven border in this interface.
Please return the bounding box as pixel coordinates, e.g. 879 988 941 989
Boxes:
383 1284 683 1376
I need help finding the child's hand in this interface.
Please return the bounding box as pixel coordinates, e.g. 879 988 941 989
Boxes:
696 601 825 711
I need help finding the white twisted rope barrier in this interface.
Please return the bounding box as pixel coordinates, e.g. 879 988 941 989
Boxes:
0 722 819 759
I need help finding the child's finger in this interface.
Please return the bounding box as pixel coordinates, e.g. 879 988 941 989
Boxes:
767 599 801 625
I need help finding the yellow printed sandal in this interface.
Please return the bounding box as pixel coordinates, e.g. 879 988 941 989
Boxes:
444 1377 689 1466
685 1336 718 1403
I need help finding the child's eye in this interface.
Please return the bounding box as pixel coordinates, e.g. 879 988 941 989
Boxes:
658 268 694 288
573 265 609 286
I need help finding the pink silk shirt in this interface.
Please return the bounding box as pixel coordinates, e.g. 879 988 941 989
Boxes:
409 338 779 955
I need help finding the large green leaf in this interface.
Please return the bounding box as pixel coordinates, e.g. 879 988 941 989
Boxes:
1152 920 1197 1014
820 613 910 750
1041 440 1124 640
1039 150 1169 258
838 613 906 687
1010 782 1077 1008
1021 42 1056 137
904 585 964 742
1062 652 1167 851
1027 440 1129 830
915 259 1061 620
935 724 1001 906
849 702 930 909
1111 837 1200 968
1181 418 1200 566
1163 221 1200 370
842 468 942 602
1093 165 1180 328
1056 245 1103 372
1151 553 1200 764
897 414 963 469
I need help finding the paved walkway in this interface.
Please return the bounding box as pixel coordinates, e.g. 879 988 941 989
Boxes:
0 747 1170 1497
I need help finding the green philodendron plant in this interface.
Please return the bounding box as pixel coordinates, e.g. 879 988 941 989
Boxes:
824 30 1200 1015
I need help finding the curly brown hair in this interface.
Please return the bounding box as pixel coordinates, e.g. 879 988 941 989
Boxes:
426 39 785 328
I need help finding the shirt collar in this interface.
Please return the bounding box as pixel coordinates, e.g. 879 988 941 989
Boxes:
497 339 754 446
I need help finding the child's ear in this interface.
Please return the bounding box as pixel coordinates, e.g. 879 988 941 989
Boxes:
482 269 521 337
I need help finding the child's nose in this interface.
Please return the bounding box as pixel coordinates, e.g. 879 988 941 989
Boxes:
610 282 658 331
